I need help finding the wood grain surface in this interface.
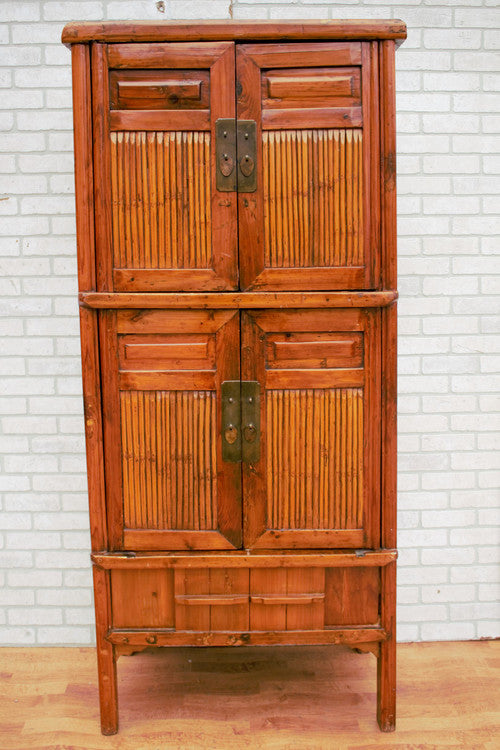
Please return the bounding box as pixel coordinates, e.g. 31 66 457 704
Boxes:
62 19 408 45
69 23 403 737
0 642 497 747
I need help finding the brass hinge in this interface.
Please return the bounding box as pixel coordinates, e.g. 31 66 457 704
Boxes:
215 118 257 193
221 380 260 463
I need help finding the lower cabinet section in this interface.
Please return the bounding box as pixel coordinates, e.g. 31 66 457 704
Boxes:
110 565 380 632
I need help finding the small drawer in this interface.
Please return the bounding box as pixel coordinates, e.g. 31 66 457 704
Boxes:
174 568 249 631
250 568 325 631
174 567 327 631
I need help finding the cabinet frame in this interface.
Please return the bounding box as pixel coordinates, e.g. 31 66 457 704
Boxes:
67 20 405 736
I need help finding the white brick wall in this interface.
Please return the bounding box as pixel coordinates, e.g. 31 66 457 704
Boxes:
0 0 499 645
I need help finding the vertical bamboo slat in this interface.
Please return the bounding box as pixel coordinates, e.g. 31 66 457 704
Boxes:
120 390 217 530
262 129 363 269
110 131 212 270
266 388 364 530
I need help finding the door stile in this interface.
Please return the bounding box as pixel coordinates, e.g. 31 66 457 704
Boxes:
214 311 243 548
366 41 381 289
236 47 265 289
361 42 373 288
98 309 124 550
241 311 267 546
209 43 239 289
363 308 382 548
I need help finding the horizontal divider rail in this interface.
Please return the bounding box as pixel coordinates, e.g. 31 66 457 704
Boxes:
91 549 398 569
80 291 398 309
106 627 388 647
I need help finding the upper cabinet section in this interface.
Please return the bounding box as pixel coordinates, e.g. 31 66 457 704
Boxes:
68 22 406 293
92 41 238 292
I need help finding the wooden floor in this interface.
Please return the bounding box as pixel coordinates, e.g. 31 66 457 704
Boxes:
0 641 498 749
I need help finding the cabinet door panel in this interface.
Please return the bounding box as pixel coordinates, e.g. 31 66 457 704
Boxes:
242 309 380 549
92 42 237 291
236 42 379 291
100 309 241 550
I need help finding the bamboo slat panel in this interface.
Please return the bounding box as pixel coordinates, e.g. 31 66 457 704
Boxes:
262 129 363 268
266 388 363 530
110 131 212 269
120 390 217 530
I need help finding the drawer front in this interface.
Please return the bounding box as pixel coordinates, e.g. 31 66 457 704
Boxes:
174 568 249 631
250 568 325 631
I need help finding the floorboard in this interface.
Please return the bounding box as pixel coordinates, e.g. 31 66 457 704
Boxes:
0 641 498 749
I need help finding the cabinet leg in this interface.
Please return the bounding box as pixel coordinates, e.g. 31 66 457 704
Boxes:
93 566 118 734
96 638 118 735
377 560 396 731
377 636 396 731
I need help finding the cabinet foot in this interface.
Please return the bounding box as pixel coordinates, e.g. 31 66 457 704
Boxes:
377 637 396 732
96 636 118 734
93 566 119 735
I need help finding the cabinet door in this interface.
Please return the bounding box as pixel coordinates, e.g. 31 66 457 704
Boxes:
237 42 379 291
92 42 238 291
242 309 381 549
99 309 241 550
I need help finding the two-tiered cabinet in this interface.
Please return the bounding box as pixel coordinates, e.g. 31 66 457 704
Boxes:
63 19 406 734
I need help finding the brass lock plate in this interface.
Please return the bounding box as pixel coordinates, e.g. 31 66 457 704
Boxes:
215 119 257 193
215 119 237 192
237 120 257 193
241 380 260 463
221 381 260 463
221 380 241 462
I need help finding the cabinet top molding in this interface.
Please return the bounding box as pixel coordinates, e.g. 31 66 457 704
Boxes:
62 19 407 47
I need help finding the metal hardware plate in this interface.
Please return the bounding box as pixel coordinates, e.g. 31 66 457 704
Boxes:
221 381 260 463
241 380 260 463
237 120 257 193
215 119 257 193
215 118 237 192
221 381 241 462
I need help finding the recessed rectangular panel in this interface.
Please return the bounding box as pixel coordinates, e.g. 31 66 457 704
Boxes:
111 569 174 628
267 332 363 369
263 67 361 110
109 69 209 110
324 567 380 626
118 333 214 371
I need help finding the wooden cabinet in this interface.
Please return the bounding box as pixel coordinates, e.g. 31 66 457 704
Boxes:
63 19 406 735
